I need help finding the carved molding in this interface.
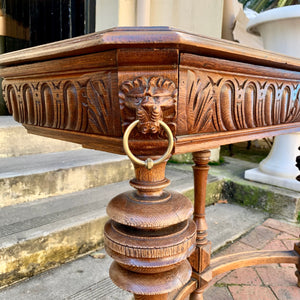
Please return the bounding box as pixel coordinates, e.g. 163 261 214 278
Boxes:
2 72 121 136
183 69 300 134
105 234 195 259
104 220 196 259
4 69 300 140
119 76 177 138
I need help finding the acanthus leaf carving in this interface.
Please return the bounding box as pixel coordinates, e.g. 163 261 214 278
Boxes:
186 70 218 133
85 77 112 135
2 71 120 136
183 69 300 134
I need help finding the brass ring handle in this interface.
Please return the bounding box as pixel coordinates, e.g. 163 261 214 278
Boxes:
123 120 174 170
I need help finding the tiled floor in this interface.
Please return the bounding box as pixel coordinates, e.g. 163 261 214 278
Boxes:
203 218 300 300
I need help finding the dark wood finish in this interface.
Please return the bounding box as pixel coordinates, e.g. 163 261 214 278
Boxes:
295 243 300 287
178 54 300 135
1 27 300 70
201 250 300 280
295 154 300 287
1 27 300 299
105 160 195 298
296 149 300 182
188 151 211 300
2 34 300 156
173 279 197 300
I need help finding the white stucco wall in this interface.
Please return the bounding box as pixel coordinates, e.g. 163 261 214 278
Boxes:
96 0 224 38
95 0 136 31
150 0 224 38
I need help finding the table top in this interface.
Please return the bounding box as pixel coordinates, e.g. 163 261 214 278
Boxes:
1 26 300 70
1 27 300 156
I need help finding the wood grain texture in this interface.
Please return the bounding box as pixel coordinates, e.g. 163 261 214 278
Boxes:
106 191 193 229
293 185 300 289
200 250 300 283
4 72 120 135
1 27 300 72
2 27 300 299
174 123 300 155
105 220 196 272
178 54 300 136
109 260 191 297
117 48 178 141
173 279 197 300
2 50 122 137
104 160 196 297
2 29 300 156
295 243 300 287
188 151 212 300
119 76 177 136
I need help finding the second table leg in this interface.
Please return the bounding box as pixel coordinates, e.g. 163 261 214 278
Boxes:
189 150 212 300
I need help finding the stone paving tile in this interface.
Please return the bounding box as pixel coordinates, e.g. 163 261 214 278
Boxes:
255 265 298 286
218 267 262 286
277 232 300 250
213 241 255 258
203 286 233 300
204 218 300 300
239 225 280 249
280 262 297 268
262 238 289 251
263 218 300 238
271 285 300 300
209 272 229 286
228 286 277 300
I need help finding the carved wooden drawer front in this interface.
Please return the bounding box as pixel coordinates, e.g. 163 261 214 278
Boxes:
178 54 300 135
1 27 300 300
1 27 300 157
2 51 122 137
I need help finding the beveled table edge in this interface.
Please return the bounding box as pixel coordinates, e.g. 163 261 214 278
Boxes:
0 26 300 72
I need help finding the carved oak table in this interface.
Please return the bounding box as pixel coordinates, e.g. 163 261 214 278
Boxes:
1 27 300 299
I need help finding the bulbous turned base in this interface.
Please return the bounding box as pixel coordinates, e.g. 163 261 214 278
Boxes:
106 190 193 229
105 159 196 298
104 219 196 273
109 259 192 296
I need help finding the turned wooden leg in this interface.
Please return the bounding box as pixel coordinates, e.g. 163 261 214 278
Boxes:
295 151 300 287
295 242 300 287
189 150 212 299
296 149 300 182
189 291 203 300
104 158 197 299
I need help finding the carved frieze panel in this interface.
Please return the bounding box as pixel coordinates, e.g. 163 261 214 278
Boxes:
181 69 300 134
119 76 177 138
2 71 121 136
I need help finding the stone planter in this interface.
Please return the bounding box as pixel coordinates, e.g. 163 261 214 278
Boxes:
245 5 300 192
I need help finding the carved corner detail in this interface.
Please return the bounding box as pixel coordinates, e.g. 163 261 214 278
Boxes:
119 76 177 137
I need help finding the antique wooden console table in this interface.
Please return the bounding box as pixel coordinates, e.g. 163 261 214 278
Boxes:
1 27 300 299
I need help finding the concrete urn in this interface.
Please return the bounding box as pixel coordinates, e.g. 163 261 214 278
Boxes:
245 5 300 192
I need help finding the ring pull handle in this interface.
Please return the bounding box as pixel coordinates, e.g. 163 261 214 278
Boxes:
123 120 174 170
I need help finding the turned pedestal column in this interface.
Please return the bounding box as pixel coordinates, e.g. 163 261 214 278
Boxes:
104 158 196 299
189 151 212 300
294 151 300 287
1 26 300 300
